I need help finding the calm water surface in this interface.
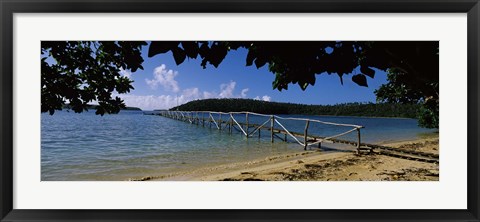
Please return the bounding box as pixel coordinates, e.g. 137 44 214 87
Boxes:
41 110 436 181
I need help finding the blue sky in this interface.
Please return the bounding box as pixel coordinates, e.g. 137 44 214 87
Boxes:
118 44 388 110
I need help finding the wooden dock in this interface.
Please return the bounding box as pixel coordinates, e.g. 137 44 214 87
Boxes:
149 110 364 151
146 110 439 163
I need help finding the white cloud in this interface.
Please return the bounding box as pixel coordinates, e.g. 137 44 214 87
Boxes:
240 88 249 98
119 68 132 79
118 94 176 111
117 88 202 110
145 64 180 93
254 95 272 102
203 91 216 99
262 95 271 101
182 88 201 99
121 80 256 110
219 81 236 98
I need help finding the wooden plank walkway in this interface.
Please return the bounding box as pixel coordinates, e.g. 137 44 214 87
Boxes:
146 111 439 163
152 110 363 149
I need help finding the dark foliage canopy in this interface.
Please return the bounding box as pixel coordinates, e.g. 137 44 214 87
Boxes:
148 41 438 128
41 41 438 127
41 41 147 115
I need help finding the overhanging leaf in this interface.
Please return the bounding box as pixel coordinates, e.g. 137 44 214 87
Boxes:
306 74 316 86
246 50 255 66
172 47 186 65
300 82 309 90
254 56 267 69
352 74 368 87
148 41 179 57
209 43 228 67
181 42 199 59
360 66 375 78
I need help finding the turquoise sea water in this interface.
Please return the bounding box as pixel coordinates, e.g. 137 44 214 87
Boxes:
41 110 436 181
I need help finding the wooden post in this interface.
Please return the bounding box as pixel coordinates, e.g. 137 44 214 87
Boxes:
245 113 249 138
304 120 310 150
270 116 274 143
258 128 261 138
357 128 361 152
218 113 222 130
229 114 233 134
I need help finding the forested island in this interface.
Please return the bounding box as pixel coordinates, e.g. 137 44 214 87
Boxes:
63 104 142 111
168 98 420 119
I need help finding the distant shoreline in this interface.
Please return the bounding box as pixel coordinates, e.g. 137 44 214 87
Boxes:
147 110 418 120
62 104 142 111
169 98 421 119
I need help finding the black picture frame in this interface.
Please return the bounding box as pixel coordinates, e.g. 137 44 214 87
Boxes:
1 0 479 221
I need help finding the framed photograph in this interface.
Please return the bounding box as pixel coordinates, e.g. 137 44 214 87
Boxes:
1 0 479 221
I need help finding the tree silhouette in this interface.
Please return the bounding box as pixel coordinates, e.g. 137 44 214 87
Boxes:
41 41 146 115
375 68 438 128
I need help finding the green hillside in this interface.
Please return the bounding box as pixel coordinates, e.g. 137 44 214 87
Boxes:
170 98 420 119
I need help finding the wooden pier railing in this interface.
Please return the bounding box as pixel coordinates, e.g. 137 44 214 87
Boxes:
148 110 364 152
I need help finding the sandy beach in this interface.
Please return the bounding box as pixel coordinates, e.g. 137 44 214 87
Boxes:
131 133 439 181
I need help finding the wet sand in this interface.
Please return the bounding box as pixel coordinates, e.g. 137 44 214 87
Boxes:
134 134 439 181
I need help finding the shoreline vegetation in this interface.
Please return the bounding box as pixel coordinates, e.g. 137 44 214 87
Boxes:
166 98 422 119
62 104 142 111
130 132 439 181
